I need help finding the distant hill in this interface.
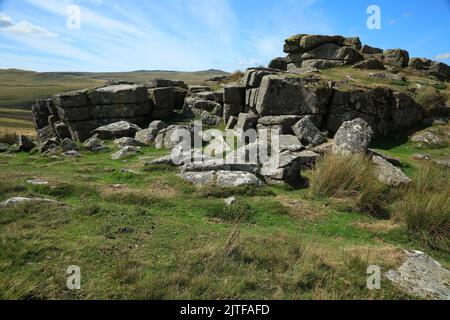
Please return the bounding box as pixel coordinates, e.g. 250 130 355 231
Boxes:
0 68 230 109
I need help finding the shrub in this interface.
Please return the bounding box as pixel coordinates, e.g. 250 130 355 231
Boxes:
309 154 387 216
391 165 450 251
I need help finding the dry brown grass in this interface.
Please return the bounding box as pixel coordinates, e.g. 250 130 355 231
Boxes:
391 164 450 251
309 154 387 217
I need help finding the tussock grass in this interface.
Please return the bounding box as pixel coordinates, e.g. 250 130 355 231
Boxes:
0 131 19 145
392 165 450 251
415 87 447 117
0 178 27 198
197 185 275 198
126 231 407 300
206 202 256 223
309 154 387 217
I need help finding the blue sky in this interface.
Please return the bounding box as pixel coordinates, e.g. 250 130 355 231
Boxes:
0 0 449 72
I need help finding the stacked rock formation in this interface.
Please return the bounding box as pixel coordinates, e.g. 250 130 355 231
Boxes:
230 69 424 137
32 80 188 142
277 34 450 81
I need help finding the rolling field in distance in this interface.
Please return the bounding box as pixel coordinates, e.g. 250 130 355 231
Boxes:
0 68 228 136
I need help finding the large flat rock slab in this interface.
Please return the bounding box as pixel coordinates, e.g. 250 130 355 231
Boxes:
386 250 450 300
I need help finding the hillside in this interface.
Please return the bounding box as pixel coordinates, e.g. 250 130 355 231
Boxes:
0 33 449 301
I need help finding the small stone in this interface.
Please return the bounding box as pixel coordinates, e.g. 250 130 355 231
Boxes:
224 197 237 206
64 150 81 158
26 179 49 186
114 137 143 148
0 197 60 208
111 146 141 160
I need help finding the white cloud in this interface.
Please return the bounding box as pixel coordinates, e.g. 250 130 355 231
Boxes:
436 53 450 61
0 12 58 38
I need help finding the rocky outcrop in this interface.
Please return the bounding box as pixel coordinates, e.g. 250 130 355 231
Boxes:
268 57 287 71
256 75 331 117
383 49 410 68
284 34 364 71
408 58 450 81
353 58 385 70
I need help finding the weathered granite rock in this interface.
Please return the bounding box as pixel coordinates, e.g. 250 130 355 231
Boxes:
223 84 245 122
367 72 406 82
83 135 109 152
383 49 410 68
241 68 278 89
386 250 450 300
235 113 259 132
274 135 303 152
372 155 411 187
353 58 386 70
391 92 423 131
201 111 222 126
18 135 36 152
40 138 60 154
111 146 141 160
61 138 78 152
94 121 142 140
256 75 331 116
114 137 143 148
300 59 344 70
332 118 374 154
327 87 397 136
135 128 158 145
53 90 88 108
344 37 362 51
257 115 302 135
64 150 81 158
224 197 237 206
149 120 167 132
155 125 194 149
261 150 304 185
226 116 238 130
0 197 61 208
178 170 263 187
146 79 187 89
300 43 363 65
88 84 148 105
178 171 215 186
292 116 327 147
361 45 383 54
54 122 71 140
188 85 211 93
148 87 175 120
216 171 264 187
27 179 49 186
411 131 447 149
181 159 259 174
268 57 287 71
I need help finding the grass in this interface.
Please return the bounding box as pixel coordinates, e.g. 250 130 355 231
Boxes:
0 144 427 300
0 66 449 300
309 154 388 217
391 165 450 251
